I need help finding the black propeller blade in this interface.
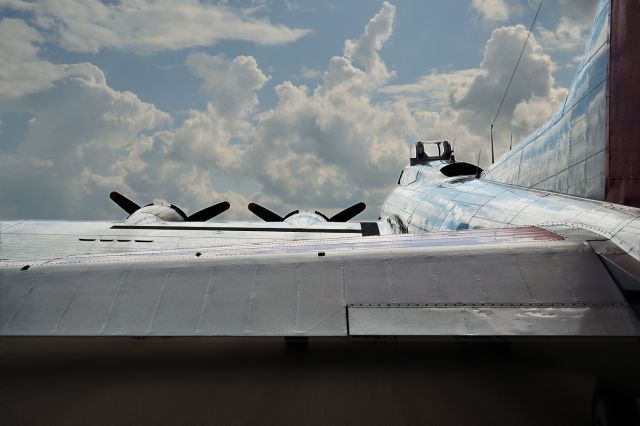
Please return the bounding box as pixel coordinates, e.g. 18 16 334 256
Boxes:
110 191 140 215
328 202 366 222
110 191 229 221
248 203 284 222
186 201 230 222
248 201 366 222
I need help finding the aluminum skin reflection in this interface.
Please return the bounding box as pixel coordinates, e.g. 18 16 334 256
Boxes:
380 0 640 260
483 0 610 201
380 161 640 260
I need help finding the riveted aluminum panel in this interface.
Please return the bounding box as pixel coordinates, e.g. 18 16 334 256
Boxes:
102 266 174 335
0 269 39 329
482 0 610 201
4 268 92 334
196 264 260 335
295 262 347 335
56 268 129 334
149 267 213 335
250 263 300 335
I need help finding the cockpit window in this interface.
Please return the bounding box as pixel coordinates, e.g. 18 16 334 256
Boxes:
398 167 420 186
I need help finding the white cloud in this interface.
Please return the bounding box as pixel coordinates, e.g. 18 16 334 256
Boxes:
341 1 396 87
557 0 599 24
0 19 208 219
0 18 272 220
0 19 63 101
248 80 412 208
537 17 589 52
0 2 579 221
240 2 413 210
381 69 482 110
186 53 270 125
0 66 175 218
385 24 566 167
1 0 311 54
472 0 509 23
454 25 556 120
510 90 567 134
298 66 322 80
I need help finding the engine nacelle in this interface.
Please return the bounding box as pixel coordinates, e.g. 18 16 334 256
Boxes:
124 204 186 225
110 191 230 223
283 211 328 227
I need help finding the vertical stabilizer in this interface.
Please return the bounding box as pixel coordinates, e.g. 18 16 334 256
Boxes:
607 0 640 207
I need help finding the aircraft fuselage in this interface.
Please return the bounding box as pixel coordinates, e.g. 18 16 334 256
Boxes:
380 163 640 260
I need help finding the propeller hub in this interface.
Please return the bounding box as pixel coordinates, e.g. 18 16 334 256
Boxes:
125 205 185 225
284 211 327 227
248 202 367 225
110 191 230 223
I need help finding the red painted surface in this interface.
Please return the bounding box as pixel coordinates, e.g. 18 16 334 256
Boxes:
607 0 640 207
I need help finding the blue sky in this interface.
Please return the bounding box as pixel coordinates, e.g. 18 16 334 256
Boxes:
0 0 599 220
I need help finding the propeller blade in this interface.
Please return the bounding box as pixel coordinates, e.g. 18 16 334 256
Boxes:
186 201 230 222
328 202 366 222
283 210 300 220
109 191 140 215
248 203 284 222
314 211 329 221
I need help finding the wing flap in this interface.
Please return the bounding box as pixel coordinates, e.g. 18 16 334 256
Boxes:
348 304 639 336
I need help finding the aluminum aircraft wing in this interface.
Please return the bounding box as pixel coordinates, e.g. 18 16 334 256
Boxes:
0 219 377 261
2 225 640 337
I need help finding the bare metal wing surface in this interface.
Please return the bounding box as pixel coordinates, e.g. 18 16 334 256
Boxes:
2 226 640 337
0 192 377 261
0 220 374 261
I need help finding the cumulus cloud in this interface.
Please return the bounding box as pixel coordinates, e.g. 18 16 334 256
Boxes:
342 1 395 84
0 1 587 221
381 69 482 110
472 0 510 23
0 0 311 54
537 16 590 52
0 18 203 219
558 0 599 24
385 24 567 166
0 19 63 101
510 92 566 133
0 28 174 218
186 53 270 127
242 1 413 210
453 25 556 123
298 66 322 81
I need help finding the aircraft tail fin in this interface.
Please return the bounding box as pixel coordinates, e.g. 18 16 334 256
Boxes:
483 0 640 208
